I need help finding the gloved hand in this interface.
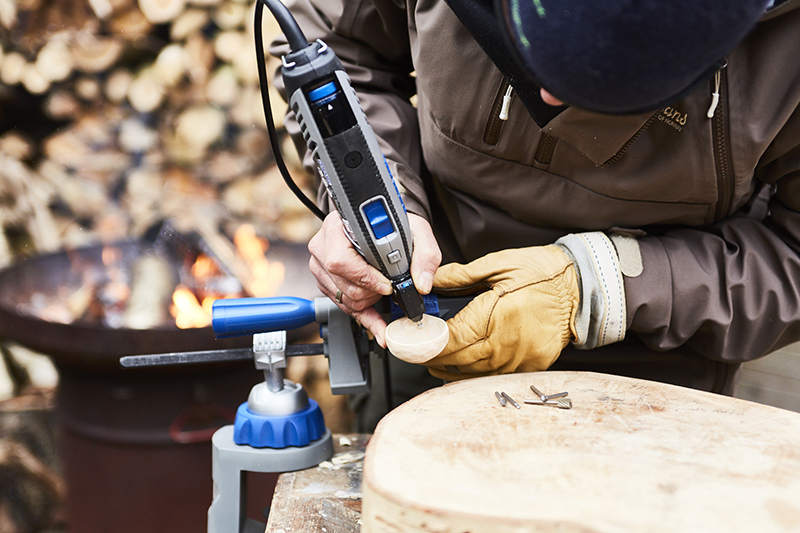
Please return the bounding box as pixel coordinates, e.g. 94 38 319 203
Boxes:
426 245 580 381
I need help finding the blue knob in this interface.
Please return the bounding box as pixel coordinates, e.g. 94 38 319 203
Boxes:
232 400 326 448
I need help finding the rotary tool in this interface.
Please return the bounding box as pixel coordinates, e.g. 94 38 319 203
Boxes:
255 0 426 322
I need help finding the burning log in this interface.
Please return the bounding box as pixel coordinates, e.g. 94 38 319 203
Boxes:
123 251 178 329
193 216 256 296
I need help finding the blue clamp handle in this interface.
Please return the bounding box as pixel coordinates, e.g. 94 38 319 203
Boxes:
212 297 317 338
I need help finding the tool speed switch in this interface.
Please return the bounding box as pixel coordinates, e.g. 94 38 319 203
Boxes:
363 200 394 239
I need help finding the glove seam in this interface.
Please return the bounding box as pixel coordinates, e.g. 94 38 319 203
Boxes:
557 264 578 345
502 261 573 294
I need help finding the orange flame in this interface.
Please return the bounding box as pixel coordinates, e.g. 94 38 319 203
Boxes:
169 224 286 328
171 286 211 329
234 224 285 298
191 254 218 279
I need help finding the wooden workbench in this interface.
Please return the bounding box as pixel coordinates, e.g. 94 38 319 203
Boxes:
265 434 368 532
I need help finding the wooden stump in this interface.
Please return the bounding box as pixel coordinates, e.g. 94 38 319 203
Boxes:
362 372 800 533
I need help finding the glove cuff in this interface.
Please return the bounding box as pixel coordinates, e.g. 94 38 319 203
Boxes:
556 232 626 349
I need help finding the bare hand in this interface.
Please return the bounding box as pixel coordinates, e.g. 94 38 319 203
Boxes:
308 212 441 346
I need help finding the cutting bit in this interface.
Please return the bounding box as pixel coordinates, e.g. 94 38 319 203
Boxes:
529 384 548 401
530 384 569 401
523 397 573 409
494 391 507 406
500 391 521 409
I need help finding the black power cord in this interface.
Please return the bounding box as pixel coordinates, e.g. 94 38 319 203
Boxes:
254 0 326 221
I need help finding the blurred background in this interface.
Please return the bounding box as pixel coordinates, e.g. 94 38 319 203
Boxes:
0 1 352 531
0 0 798 532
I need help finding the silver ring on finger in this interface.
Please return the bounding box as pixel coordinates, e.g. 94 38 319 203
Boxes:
335 289 343 304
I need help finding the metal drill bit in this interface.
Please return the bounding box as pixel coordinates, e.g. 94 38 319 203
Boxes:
494 391 507 406
529 384 547 401
523 397 573 409
500 391 521 409
544 391 569 400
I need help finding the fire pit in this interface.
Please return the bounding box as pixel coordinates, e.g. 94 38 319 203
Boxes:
0 235 318 370
0 235 319 533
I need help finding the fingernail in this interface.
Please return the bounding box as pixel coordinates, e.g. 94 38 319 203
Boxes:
418 272 434 294
378 282 393 295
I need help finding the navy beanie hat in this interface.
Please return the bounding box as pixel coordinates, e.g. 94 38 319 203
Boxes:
497 0 771 114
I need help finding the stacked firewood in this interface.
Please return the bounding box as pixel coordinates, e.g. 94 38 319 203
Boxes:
0 0 320 269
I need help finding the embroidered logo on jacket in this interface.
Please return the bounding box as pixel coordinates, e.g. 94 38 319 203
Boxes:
657 107 687 131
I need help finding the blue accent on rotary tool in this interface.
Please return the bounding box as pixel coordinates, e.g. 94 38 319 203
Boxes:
212 297 316 338
308 81 337 102
389 293 440 321
363 199 394 239
233 400 326 448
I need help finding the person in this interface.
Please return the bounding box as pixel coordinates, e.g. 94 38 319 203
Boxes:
271 0 800 430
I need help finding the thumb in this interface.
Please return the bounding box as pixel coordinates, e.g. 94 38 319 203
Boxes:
408 214 441 294
433 261 487 290
433 251 508 289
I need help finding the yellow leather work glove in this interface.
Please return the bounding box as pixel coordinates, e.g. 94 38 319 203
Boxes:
427 245 580 381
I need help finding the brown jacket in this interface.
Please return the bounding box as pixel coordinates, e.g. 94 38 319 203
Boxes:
274 0 800 393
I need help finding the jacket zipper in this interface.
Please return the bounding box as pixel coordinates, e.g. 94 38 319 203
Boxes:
711 67 733 222
534 133 556 165
483 78 511 145
484 78 558 165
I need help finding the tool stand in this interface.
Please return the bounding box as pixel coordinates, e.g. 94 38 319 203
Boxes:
207 331 334 533
121 298 377 533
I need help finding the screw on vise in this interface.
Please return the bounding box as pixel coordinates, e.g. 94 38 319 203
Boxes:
253 331 287 392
